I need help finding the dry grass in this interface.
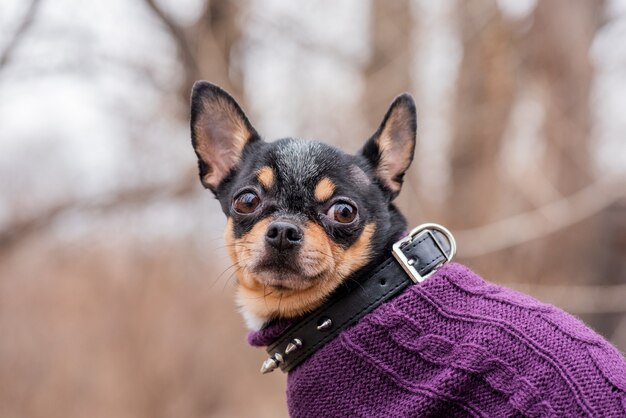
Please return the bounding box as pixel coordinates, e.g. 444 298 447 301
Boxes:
0 238 288 418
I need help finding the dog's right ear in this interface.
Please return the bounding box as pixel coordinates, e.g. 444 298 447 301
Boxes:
190 81 260 194
359 93 417 200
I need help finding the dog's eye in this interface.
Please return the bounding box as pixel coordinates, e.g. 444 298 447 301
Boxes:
327 202 357 224
233 192 260 214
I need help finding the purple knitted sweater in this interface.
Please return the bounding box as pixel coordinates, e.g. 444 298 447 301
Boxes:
249 263 626 417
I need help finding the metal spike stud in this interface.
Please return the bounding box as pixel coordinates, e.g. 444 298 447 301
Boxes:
260 357 278 374
316 318 333 331
285 338 303 355
260 353 283 374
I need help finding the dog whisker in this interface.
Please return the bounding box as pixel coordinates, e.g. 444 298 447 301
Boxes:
223 265 247 293
213 261 242 282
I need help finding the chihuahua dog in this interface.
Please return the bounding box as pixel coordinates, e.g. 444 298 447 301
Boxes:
190 82 626 417
191 81 415 329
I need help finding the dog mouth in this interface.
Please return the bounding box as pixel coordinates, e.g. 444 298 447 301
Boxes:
255 256 301 275
252 257 328 291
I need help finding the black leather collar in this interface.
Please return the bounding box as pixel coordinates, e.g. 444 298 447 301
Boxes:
260 223 456 374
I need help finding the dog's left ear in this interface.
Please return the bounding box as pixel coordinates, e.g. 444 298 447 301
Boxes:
360 93 417 200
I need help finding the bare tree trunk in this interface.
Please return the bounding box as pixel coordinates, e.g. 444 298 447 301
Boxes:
515 0 606 287
362 0 417 217
522 0 603 195
193 0 244 101
447 0 516 229
144 0 244 106
363 0 413 125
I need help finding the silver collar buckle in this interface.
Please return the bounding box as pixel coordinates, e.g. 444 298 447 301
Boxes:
392 223 457 283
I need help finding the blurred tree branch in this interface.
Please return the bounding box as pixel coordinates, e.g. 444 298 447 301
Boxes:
0 175 197 251
0 0 43 71
456 176 626 257
512 282 626 315
143 0 243 105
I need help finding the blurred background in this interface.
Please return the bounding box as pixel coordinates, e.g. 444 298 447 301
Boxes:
1 0 626 416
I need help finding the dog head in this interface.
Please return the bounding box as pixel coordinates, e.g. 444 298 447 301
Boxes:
190 82 416 328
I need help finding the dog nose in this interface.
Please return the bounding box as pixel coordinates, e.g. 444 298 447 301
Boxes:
265 221 303 251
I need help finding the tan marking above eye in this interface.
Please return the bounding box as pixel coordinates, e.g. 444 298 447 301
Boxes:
256 166 275 190
314 177 336 202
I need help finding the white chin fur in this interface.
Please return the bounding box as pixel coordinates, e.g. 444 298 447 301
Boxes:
239 306 265 331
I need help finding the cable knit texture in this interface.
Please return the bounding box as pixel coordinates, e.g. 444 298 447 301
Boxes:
249 263 626 417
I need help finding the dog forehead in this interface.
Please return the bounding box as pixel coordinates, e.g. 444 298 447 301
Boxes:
270 139 339 187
